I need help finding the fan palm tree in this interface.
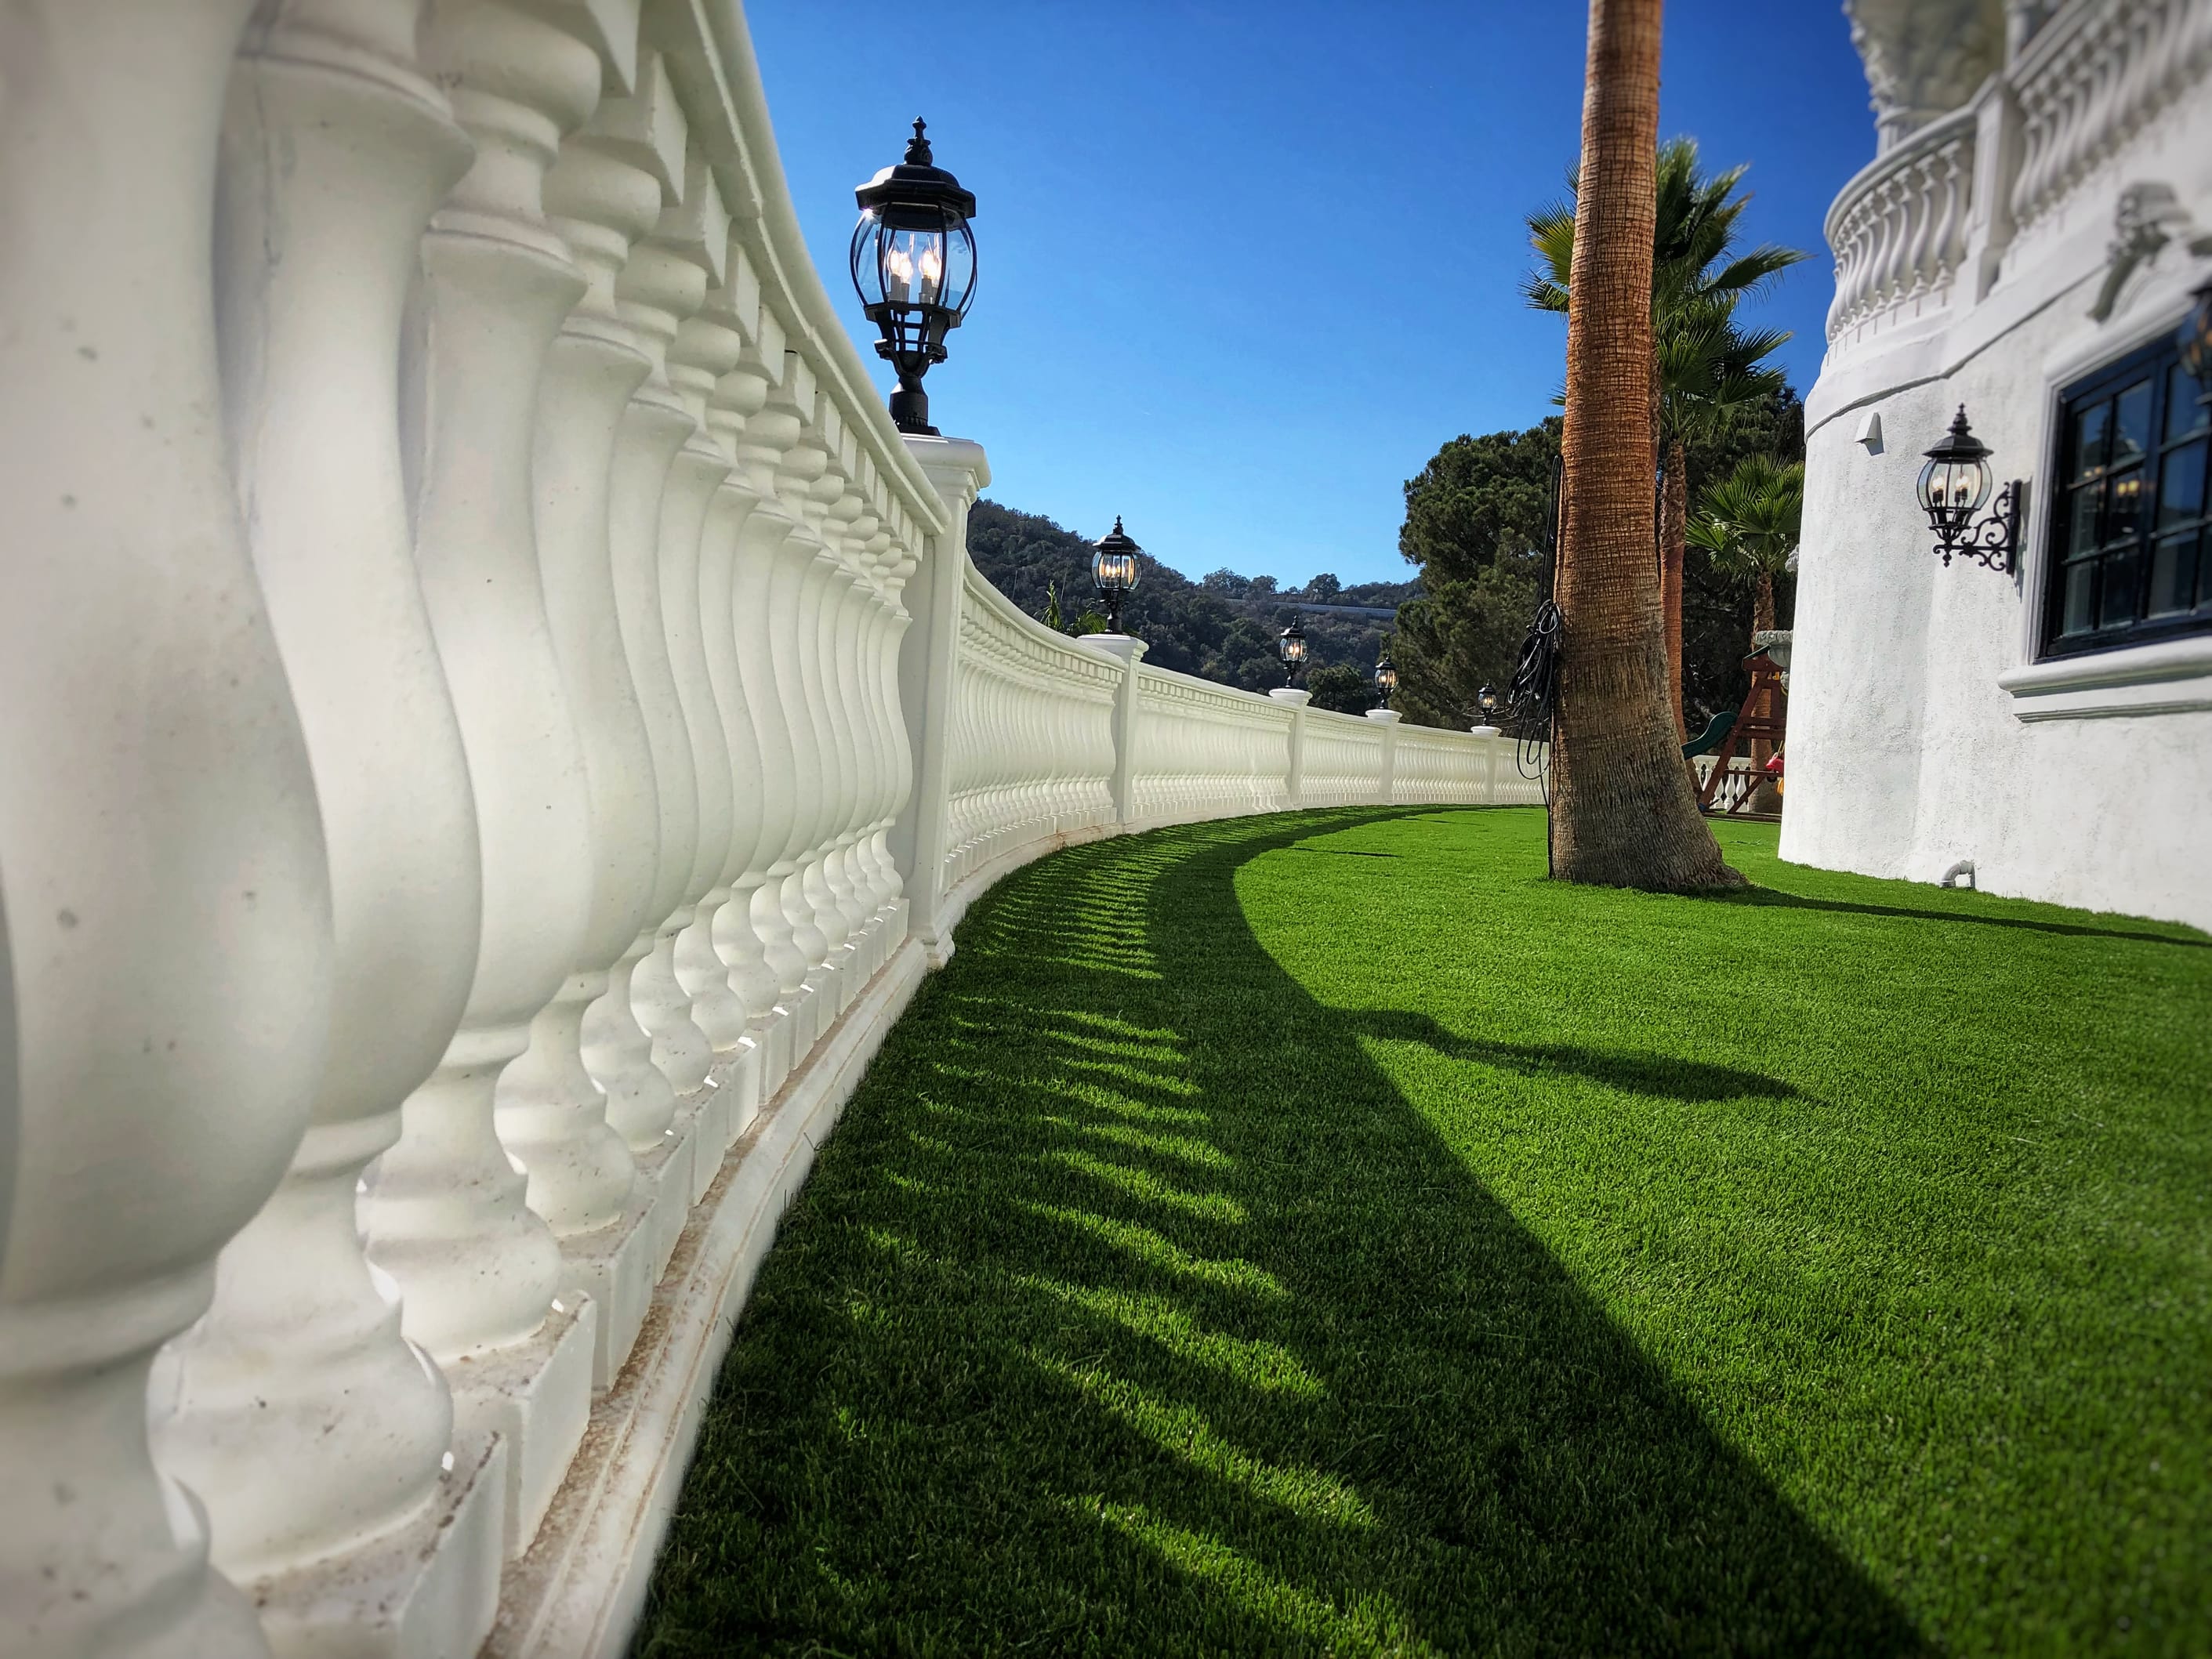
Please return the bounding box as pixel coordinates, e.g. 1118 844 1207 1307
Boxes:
1526 137 1804 734
1684 454 1802 643
1687 454 1802 806
1545 0 1738 889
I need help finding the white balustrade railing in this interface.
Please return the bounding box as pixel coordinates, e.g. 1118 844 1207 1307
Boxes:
1824 106 1977 347
0 4 1543 1656
944 564 1121 892
1131 669 1296 825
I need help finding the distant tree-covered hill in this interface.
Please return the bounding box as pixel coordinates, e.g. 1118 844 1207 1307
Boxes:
965 500 1405 709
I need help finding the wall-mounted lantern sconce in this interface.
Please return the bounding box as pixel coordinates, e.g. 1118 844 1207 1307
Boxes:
2180 276 2212 405
1091 517 1141 633
1373 652 1398 711
850 119 977 436
1277 615 1308 686
1917 407 2024 573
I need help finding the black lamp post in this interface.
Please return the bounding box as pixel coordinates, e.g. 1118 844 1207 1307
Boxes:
1477 683 1499 726
2180 276 2212 404
1091 517 1141 633
1277 615 1308 686
1373 652 1398 711
1917 406 2023 572
850 119 977 436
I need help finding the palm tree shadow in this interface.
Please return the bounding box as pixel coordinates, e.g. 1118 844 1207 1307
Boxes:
1705 882 2208 949
644 808 1924 1656
1348 1005 1800 1101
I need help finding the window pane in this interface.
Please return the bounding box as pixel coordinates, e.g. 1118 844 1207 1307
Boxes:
2071 400 2111 480
2201 526 2212 611
2062 561 2097 634
2148 534 2193 616
2066 483 2101 553
2167 365 2210 440
2106 466 2145 544
2112 380 2154 468
2099 549 2140 628
2160 437 2207 529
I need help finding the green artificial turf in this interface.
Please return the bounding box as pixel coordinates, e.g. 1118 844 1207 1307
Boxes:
639 809 2211 1656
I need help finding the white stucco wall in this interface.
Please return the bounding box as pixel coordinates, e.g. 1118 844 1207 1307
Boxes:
1784 1 2212 931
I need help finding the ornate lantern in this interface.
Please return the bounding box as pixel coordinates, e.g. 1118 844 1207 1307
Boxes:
1091 517 1141 632
1373 652 1398 710
1277 615 1308 685
1917 406 2022 572
1477 683 1499 724
2180 276 2212 404
850 119 977 436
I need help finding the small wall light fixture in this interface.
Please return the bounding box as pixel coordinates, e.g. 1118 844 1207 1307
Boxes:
1277 615 1308 686
1091 517 1141 632
850 119 977 436
1917 406 2024 572
1373 652 1398 710
2180 275 2212 404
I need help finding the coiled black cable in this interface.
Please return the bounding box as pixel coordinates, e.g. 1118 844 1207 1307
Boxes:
1506 598 1561 781
1506 596 1564 876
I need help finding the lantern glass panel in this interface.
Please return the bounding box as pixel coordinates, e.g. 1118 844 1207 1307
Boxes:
1917 454 1991 533
1281 633 1307 665
1093 549 1138 594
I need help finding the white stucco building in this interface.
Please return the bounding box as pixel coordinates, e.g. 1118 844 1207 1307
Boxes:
1786 0 2212 929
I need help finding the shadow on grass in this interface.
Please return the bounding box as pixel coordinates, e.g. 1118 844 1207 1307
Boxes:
642 810 1921 1656
1708 881 2208 948
1349 1007 1801 1102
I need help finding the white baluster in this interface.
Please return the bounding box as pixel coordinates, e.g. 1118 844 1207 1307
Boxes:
495 39 680 1390
361 0 614 1561
756 370 832 1052
657 205 756 1186
593 134 722 1275
149 1 506 1644
729 344 813 1091
0 2 333 1652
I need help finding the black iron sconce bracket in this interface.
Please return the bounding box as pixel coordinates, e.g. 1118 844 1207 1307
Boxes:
1935 479 2025 574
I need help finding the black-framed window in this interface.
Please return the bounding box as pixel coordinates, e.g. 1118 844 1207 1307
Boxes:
2043 336 2212 658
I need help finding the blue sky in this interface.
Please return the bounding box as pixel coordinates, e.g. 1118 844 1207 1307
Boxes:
748 2 1873 587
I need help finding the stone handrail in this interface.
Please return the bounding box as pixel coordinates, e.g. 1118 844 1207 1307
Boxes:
1823 104 1978 348
0 4 1542 1657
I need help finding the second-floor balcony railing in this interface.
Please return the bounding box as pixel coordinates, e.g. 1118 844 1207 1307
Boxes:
1824 106 1978 350
1822 0 2212 369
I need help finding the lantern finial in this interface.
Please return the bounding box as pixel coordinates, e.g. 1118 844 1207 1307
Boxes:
905 118 931 165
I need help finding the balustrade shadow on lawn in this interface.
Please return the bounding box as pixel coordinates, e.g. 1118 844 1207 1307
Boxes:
641 810 1921 1654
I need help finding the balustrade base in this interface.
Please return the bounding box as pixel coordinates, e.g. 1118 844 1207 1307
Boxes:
557 1190 660 1392
774 983 820 1068
801 964 838 1042
446 1298 597 1561
486 936 929 1659
699 1041 763 1198
634 1119 697 1288
249 1429 506 1659
750 1007 796 1103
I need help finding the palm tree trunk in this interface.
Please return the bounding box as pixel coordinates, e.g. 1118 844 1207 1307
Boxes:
1551 0 1737 889
1663 436 1687 737
1753 571 1775 637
